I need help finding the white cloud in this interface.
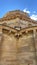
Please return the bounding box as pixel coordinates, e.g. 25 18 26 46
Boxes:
23 8 37 20
23 8 30 14
30 14 37 20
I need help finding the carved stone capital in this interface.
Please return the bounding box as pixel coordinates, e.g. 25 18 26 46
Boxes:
15 33 22 39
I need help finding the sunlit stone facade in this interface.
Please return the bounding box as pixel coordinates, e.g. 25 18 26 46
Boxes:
0 10 37 65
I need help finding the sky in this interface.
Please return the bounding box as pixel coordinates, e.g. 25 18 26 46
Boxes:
0 0 37 20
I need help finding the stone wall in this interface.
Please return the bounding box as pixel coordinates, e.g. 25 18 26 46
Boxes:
0 10 37 65
0 29 37 65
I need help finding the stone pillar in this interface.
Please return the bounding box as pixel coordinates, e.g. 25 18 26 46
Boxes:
33 30 37 65
0 24 3 65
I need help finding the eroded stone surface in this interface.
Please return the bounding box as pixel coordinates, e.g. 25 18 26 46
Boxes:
0 10 37 65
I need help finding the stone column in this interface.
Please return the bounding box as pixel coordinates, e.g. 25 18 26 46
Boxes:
33 29 37 65
0 25 3 65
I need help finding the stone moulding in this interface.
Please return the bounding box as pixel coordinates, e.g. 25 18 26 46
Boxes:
0 10 37 24
1 24 37 39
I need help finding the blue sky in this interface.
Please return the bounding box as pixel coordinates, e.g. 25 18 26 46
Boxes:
0 0 37 20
